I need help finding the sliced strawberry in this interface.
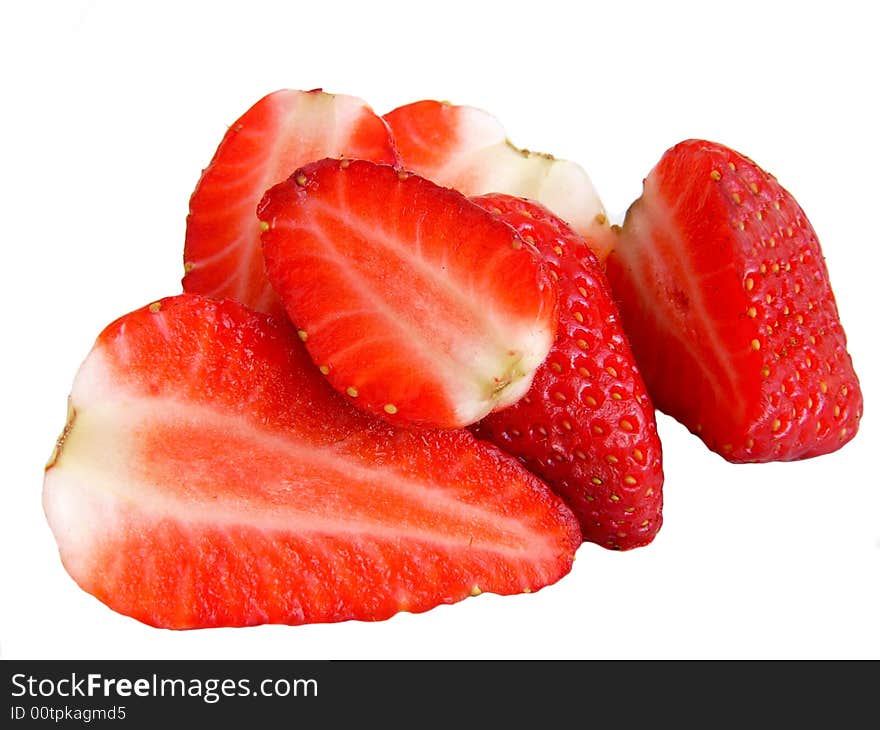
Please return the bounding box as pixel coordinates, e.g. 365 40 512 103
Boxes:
383 100 615 261
469 194 663 550
43 294 580 630
259 158 558 429
606 139 863 461
183 89 398 318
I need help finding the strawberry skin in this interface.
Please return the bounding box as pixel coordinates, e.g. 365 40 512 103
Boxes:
384 99 616 261
606 139 863 462
470 194 663 550
259 158 558 429
43 294 580 629
183 89 398 318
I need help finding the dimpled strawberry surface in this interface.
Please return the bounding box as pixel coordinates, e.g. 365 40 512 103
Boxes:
606 139 862 461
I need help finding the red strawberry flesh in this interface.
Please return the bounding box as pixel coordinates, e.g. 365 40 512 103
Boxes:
183 89 398 318
470 194 663 550
606 139 862 461
259 158 558 429
43 295 580 629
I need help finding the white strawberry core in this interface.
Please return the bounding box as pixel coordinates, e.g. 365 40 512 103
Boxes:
430 105 607 237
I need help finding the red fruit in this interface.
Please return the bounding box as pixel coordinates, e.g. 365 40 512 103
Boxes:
470 194 663 550
384 100 615 261
259 158 558 429
43 294 580 630
606 139 863 462
183 89 398 318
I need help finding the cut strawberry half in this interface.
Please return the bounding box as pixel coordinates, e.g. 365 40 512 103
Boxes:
470 194 663 550
383 100 615 261
43 294 580 630
606 139 863 462
183 89 398 318
259 158 558 429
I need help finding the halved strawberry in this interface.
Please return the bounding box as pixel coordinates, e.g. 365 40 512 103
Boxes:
470 194 663 550
183 89 398 318
606 139 863 461
43 294 580 630
259 158 558 429
383 100 615 261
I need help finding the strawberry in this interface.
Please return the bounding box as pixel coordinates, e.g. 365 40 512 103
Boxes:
469 194 663 550
42 294 580 630
605 139 863 462
183 88 398 318
383 99 616 261
258 158 558 429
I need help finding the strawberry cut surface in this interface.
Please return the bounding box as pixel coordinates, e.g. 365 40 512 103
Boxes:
606 139 862 462
183 89 398 318
470 194 663 550
383 100 615 261
259 158 558 429
42 295 581 629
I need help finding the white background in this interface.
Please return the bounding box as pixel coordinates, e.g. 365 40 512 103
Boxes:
2 0 877 659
